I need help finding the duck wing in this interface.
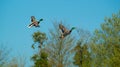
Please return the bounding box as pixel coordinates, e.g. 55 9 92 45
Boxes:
59 24 69 33
31 16 37 23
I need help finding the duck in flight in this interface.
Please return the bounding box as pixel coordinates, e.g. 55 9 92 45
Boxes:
28 16 43 28
59 24 75 39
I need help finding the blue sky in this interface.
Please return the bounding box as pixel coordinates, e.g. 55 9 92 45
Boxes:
0 0 120 66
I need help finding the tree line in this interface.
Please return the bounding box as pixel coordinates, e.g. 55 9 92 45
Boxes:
0 12 120 67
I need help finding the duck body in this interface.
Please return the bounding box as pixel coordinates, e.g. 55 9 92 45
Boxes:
59 24 75 39
28 16 43 28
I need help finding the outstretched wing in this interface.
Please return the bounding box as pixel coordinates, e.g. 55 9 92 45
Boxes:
28 23 34 28
59 24 69 33
31 16 36 22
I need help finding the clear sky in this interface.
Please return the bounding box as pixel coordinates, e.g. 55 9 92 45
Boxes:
0 0 120 66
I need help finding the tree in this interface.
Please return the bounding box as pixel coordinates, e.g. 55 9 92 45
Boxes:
73 44 91 67
5 56 26 67
90 12 120 67
31 51 49 67
32 31 47 48
45 22 75 67
73 29 91 67
31 31 49 67
0 44 9 67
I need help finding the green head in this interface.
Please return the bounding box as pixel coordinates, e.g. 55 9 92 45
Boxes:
71 27 76 30
39 18 43 22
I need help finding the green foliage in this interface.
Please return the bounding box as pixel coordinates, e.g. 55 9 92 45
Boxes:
31 31 49 67
109 44 120 67
73 42 91 67
32 31 47 44
91 12 120 67
32 31 47 49
73 44 82 67
31 51 48 67
73 28 91 67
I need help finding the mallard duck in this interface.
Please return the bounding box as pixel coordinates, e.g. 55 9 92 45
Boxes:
59 24 75 39
28 16 43 28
